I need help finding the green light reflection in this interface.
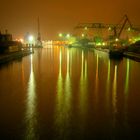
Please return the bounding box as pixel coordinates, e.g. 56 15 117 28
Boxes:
56 48 63 106
55 48 64 137
81 50 84 79
79 50 88 129
64 49 72 116
95 54 99 108
80 51 88 111
54 48 72 138
124 59 130 94
112 65 117 129
124 59 130 129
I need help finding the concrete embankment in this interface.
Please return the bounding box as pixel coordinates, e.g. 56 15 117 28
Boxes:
123 52 140 62
94 48 140 62
0 50 33 64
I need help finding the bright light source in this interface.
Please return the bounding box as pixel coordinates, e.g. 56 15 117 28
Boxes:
115 38 119 42
102 42 106 46
66 34 70 38
82 34 85 37
20 38 24 43
84 27 88 30
109 27 111 30
96 42 102 46
128 27 131 31
28 35 34 42
59 33 63 37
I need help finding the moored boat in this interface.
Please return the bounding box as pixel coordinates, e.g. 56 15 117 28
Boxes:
109 48 124 59
0 31 22 53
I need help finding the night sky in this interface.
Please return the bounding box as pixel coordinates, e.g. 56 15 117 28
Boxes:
0 0 140 40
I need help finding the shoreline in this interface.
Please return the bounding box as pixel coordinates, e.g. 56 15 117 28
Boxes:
123 52 140 62
0 49 34 64
70 46 140 62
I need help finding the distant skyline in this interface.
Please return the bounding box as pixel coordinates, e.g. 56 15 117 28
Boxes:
0 0 140 40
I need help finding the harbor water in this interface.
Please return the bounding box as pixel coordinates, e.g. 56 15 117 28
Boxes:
0 46 140 140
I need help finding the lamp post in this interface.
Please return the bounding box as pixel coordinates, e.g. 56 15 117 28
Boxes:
28 35 34 47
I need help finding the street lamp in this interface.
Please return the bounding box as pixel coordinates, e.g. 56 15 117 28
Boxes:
28 35 34 47
59 33 63 37
66 34 70 38
28 35 34 42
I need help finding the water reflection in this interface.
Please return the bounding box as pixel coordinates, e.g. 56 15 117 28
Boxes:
54 48 72 139
64 48 72 130
106 60 111 105
79 50 88 113
78 50 88 135
95 54 99 108
124 59 130 129
107 60 111 86
112 65 118 131
21 63 25 88
65 49 71 105
124 59 130 94
56 47 63 107
24 55 38 140
1 46 140 139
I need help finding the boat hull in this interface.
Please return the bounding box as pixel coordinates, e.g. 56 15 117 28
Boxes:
109 50 123 59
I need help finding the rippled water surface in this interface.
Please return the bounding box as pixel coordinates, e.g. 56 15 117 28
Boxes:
0 46 140 140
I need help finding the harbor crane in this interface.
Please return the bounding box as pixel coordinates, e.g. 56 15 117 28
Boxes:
113 14 133 39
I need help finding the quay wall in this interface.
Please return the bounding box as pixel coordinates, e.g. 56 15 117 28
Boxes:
0 50 33 64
